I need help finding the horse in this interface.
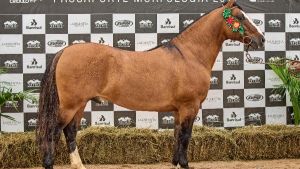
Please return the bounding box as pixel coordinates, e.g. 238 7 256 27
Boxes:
37 0 265 168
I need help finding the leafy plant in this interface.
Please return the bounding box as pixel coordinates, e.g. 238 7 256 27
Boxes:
0 68 37 121
268 59 300 125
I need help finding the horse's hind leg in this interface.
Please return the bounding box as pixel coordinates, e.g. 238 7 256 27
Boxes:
63 105 86 169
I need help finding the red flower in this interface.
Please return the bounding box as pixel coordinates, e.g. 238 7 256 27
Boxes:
226 17 234 24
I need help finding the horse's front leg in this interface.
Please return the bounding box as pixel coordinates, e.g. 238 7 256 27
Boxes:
172 103 199 169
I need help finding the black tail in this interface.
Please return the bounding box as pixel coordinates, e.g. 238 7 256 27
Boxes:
36 50 63 154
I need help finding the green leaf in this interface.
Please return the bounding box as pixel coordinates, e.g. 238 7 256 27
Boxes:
223 8 232 19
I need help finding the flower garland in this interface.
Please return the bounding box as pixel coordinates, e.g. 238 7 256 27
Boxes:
223 8 245 35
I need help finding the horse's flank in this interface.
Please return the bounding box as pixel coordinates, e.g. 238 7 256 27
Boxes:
56 8 225 113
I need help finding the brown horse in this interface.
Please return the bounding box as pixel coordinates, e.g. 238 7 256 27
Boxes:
37 0 264 168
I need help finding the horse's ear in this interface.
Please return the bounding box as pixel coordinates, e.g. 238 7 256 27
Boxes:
224 0 236 8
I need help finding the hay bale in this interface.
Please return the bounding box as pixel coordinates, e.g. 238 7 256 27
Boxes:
78 127 161 164
0 132 69 168
232 125 300 160
190 126 236 161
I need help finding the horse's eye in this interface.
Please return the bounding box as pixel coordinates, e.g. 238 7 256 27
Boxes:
236 14 245 21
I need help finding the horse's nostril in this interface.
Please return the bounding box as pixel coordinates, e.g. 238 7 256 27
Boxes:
261 37 265 43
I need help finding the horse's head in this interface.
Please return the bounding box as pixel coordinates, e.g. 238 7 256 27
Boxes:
222 0 265 49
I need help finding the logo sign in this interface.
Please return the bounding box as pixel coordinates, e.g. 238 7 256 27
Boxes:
157 14 179 33
113 34 135 51
24 113 38 131
23 35 45 53
4 20 18 29
91 99 114 111
47 40 66 47
1 100 23 113
136 111 158 129
265 32 285 51
226 74 241 85
210 71 222 89
246 94 264 101
226 57 240 66
265 14 285 32
95 20 108 29
68 14 90 34
210 76 218 85
113 14 135 33
266 89 286 107
27 79 41 88
246 56 263 64
202 90 223 109
0 35 22 54
49 20 63 29
223 89 244 108
266 107 286 125
1 113 24 132
135 14 157 33
227 95 240 103
115 20 133 27
286 33 300 50
26 19 42 30
252 19 263 26
286 14 300 32
244 70 265 89
202 109 223 127
0 74 23 93
158 112 174 129
245 108 265 126
290 38 300 46
224 108 244 128
92 111 114 126
223 52 243 70
114 111 136 128
68 34 90 45
139 20 153 29
4 60 18 69
27 40 41 48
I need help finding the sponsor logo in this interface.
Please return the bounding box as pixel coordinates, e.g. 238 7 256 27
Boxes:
246 57 263 64
27 40 41 49
268 19 281 28
227 112 242 122
27 79 41 88
290 38 300 46
136 41 155 46
225 40 241 47
27 58 42 69
139 20 153 28
226 57 240 66
210 76 218 85
49 20 63 29
9 0 38 3
98 37 105 44
183 19 194 28
252 19 263 26
4 60 18 69
205 96 221 103
1 42 21 48
266 39 284 45
115 20 133 27
137 117 157 123
289 18 300 28
227 95 240 103
246 94 264 101
293 54 299 61
206 115 220 123
118 116 132 126
2 119 21 125
268 56 282 63
4 20 18 29
28 118 37 127
95 20 108 29
269 94 282 102
95 100 109 107
117 39 131 48
248 113 262 121
226 74 240 84
0 81 21 87
248 75 261 84
72 40 86 44
70 22 88 27
162 116 174 124
26 19 42 30
161 39 171 44
95 115 110 125
291 113 295 120
4 101 18 108
47 40 66 47
161 18 175 29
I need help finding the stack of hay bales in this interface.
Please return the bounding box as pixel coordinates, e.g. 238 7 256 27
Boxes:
0 125 300 168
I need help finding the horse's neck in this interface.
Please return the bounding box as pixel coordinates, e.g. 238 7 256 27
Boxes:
173 8 226 69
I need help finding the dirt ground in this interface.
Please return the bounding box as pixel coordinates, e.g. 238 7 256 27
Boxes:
19 159 300 169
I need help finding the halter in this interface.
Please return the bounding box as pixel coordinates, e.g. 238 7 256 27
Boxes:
223 7 252 61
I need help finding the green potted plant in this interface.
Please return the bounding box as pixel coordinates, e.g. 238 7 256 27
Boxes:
268 58 300 125
0 68 37 121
